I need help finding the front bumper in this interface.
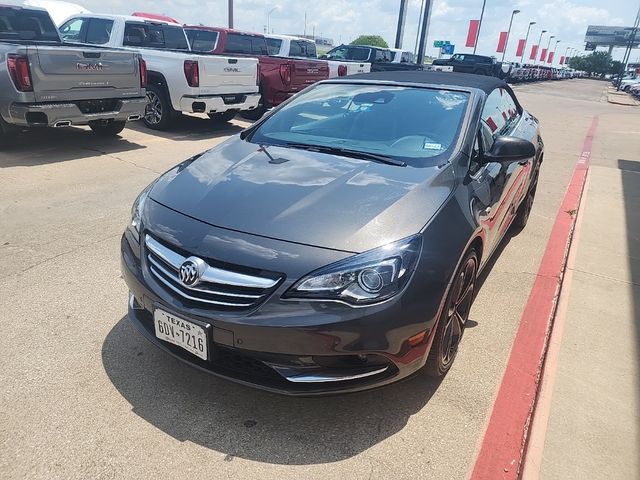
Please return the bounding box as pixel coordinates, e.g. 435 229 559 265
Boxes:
7 97 147 127
120 229 442 396
179 93 261 114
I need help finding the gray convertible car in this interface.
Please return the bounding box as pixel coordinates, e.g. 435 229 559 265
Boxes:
121 71 543 395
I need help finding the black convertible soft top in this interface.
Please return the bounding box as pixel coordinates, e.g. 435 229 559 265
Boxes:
344 70 508 94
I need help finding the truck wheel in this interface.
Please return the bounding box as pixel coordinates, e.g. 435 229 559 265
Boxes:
208 110 237 123
89 120 126 137
144 83 174 130
0 116 14 148
240 94 269 121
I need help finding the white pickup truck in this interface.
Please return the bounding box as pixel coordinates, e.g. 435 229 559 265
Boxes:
57 14 260 129
265 34 370 78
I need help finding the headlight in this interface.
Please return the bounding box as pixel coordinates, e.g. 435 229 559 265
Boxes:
128 182 155 243
285 234 422 305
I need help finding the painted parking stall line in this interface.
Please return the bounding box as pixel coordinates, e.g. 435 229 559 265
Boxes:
469 116 599 480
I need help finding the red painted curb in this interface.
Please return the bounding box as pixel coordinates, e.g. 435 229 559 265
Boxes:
469 116 599 480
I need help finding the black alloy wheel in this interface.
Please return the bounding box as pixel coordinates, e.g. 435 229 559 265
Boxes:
426 249 479 377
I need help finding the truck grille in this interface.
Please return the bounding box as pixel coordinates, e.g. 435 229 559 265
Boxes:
145 235 282 310
76 99 119 114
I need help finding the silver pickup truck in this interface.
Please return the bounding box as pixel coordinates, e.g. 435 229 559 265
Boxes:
0 5 147 143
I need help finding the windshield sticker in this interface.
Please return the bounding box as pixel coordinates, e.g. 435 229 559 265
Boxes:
423 141 443 150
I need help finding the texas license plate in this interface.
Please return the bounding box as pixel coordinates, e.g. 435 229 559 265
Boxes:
154 309 208 360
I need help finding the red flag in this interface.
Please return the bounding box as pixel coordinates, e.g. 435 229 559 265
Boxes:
496 31 508 53
548 51 555 64
515 39 526 57
466 20 480 48
530 45 538 60
560 56 565 65
540 48 548 62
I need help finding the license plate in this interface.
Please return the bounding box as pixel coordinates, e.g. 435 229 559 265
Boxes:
154 309 208 360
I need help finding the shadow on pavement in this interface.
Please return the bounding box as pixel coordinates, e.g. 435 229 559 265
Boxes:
102 316 442 465
0 126 144 168
126 114 247 141
617 159 640 426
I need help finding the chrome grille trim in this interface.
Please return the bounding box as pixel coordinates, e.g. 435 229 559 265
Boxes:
149 265 255 307
146 235 278 289
147 255 262 300
145 234 281 309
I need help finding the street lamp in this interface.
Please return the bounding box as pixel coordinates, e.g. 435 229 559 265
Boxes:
473 0 487 54
502 9 520 62
267 6 279 34
550 39 560 64
521 21 536 63
544 34 555 63
535 29 547 65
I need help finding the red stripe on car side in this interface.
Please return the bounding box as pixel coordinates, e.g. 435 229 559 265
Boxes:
469 116 598 480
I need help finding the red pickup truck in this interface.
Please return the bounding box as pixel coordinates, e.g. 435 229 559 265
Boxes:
184 26 329 119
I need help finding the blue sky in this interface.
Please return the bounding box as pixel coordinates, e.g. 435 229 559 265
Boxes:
16 0 640 62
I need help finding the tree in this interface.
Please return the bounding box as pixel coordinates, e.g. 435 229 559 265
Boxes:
568 51 618 76
350 35 389 48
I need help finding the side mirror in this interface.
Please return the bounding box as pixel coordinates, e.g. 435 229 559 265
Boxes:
319 54 328 59
485 136 535 163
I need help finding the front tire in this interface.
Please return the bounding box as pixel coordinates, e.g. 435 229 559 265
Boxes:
425 249 479 377
512 178 538 230
89 120 126 137
144 83 174 130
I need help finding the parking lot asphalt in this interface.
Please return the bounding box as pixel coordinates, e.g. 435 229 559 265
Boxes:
0 79 628 480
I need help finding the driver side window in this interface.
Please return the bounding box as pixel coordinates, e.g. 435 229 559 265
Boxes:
469 121 495 175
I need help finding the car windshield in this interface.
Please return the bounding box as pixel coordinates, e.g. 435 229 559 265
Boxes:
248 83 470 165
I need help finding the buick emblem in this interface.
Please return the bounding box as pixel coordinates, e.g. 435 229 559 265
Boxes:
178 256 206 287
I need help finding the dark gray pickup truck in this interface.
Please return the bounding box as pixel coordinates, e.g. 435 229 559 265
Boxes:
0 5 147 143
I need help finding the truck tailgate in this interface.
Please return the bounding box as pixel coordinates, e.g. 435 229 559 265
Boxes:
291 59 329 89
29 45 142 102
345 62 370 75
197 55 258 95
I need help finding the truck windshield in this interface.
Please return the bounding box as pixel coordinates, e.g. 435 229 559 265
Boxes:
325 46 370 62
0 8 60 42
123 22 189 51
185 29 218 52
248 83 470 165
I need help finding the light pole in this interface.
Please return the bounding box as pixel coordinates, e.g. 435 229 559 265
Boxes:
501 9 520 61
267 6 279 34
535 29 547 64
544 34 555 63
550 39 560 64
563 46 570 65
228 0 233 28
521 21 536 63
473 0 487 54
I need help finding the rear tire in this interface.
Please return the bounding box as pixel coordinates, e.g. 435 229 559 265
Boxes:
207 110 237 123
425 248 479 377
89 120 126 137
240 93 269 121
144 83 175 130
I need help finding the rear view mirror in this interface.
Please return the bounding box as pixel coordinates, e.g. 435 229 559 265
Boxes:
486 136 535 162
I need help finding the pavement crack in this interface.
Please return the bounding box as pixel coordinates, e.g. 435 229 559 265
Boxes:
568 267 640 288
0 232 121 281
82 147 162 174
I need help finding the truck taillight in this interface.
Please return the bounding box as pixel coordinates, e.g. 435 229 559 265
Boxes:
279 63 291 86
183 60 199 87
138 58 147 88
337 64 347 77
256 63 260 86
7 54 33 92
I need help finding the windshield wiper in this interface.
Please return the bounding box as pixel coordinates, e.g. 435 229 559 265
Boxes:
282 142 407 167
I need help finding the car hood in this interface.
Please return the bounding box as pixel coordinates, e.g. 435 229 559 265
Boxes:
149 137 457 253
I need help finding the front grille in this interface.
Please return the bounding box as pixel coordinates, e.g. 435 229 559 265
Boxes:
215 348 284 382
76 98 119 114
145 235 282 310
